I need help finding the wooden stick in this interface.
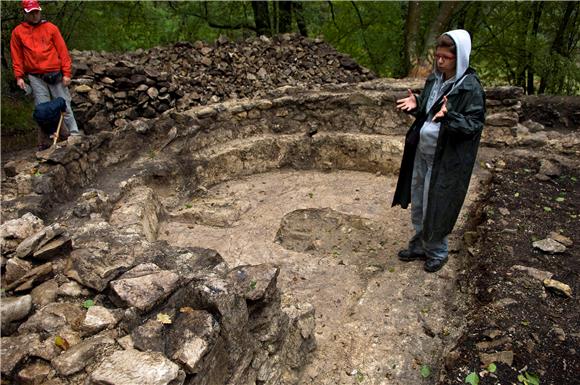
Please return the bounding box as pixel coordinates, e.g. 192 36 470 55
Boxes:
53 112 64 146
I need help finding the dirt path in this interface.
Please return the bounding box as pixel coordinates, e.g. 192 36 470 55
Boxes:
159 167 488 384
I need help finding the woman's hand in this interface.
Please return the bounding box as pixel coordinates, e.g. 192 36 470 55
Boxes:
63 76 71 87
396 89 417 111
432 96 448 121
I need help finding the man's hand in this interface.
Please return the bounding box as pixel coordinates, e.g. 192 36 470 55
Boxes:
62 76 71 87
432 96 448 121
16 78 26 90
396 89 417 111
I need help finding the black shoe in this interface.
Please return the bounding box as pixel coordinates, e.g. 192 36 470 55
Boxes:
424 256 448 272
398 249 426 262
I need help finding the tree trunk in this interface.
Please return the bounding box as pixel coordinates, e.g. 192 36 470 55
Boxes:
403 1 421 77
539 2 575 93
527 1 544 94
516 3 532 90
293 1 308 37
279 1 292 34
251 0 271 36
410 1 462 77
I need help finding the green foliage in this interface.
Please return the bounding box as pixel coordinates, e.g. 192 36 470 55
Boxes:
420 364 431 378
518 371 540 385
465 372 479 385
487 363 497 373
82 299 95 309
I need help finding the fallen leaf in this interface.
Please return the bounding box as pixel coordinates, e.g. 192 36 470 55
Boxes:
157 313 172 324
55 335 70 350
180 306 194 313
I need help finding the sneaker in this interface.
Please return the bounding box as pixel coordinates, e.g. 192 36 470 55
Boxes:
69 130 84 136
424 256 448 273
397 249 426 262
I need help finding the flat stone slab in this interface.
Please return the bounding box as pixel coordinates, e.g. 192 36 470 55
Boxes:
109 263 180 312
88 349 185 385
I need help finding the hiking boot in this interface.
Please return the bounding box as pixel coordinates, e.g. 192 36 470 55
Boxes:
424 256 448 273
397 249 426 262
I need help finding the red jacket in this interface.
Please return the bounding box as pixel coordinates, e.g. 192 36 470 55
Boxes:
10 20 72 80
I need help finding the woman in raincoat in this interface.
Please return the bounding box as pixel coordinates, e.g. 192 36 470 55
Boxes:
393 30 486 272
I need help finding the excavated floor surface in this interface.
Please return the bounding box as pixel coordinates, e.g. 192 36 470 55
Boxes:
158 165 489 385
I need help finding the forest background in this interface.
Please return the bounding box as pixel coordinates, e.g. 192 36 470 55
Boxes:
1 1 579 145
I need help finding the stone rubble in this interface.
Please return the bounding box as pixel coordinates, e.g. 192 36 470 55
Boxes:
69 34 375 133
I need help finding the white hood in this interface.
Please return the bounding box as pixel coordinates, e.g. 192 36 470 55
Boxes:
443 29 471 81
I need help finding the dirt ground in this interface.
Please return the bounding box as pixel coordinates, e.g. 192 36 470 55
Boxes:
158 167 488 385
441 152 579 385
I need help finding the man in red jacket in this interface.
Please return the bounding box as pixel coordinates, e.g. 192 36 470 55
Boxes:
10 0 81 136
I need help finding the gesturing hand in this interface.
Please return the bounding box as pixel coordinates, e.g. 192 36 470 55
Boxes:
396 89 417 111
432 96 448 121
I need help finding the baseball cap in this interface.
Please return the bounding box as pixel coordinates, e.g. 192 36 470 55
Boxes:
22 0 42 13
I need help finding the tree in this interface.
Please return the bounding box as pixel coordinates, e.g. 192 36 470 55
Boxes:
251 1 271 36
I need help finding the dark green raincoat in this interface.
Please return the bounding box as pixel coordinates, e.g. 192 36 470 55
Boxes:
392 68 486 242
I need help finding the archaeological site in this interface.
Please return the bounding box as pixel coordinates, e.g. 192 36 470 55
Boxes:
1 34 578 385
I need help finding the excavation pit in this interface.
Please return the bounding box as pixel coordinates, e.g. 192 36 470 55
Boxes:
2 79 519 385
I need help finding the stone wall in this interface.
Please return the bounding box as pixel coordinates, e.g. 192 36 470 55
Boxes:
2 77 579 385
5 80 577 222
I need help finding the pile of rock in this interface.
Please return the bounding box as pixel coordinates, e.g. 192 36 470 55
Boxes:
1 200 315 385
70 34 375 133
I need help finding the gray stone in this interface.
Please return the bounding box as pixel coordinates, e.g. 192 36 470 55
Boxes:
0 334 42 375
109 263 180 312
13 224 65 259
543 278 573 297
19 302 85 334
522 119 545 133
479 350 514 366
486 112 519 127
5 262 53 292
3 159 37 177
548 231 573 247
533 238 566 254
73 189 111 218
36 145 82 164
31 279 59 307
109 186 164 242
0 213 44 255
552 326 566 341
88 349 185 385
16 360 52 385
4 257 33 284
57 281 85 297
511 265 553 281
32 236 72 260
227 264 279 302
131 318 166 353
166 310 219 373
0 295 32 333
519 131 549 147
82 306 120 336
52 334 117 376
117 335 134 350
66 247 134 292
539 159 561 177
